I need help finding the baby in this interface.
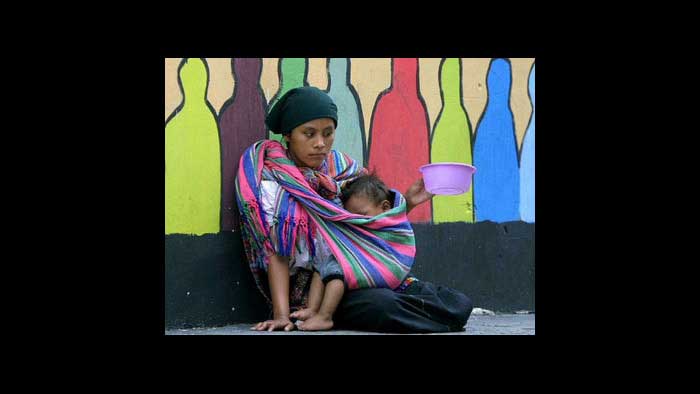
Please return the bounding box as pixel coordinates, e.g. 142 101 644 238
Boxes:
290 173 393 330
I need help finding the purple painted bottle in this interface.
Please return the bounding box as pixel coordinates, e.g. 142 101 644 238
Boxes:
218 58 267 231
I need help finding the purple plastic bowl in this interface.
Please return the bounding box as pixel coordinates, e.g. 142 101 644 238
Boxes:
419 162 477 195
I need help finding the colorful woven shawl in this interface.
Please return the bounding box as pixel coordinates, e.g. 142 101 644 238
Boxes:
235 140 416 301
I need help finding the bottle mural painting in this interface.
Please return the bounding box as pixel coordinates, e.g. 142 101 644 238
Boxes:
326 58 366 166
430 58 474 223
519 62 535 223
218 58 268 231
165 58 221 235
473 58 520 222
267 58 308 143
368 58 432 222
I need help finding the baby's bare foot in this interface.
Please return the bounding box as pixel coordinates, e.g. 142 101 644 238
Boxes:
290 308 316 321
297 314 334 331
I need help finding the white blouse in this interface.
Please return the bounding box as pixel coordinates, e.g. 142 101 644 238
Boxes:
260 180 332 275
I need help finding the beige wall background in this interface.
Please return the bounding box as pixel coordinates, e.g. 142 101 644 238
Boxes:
165 58 535 148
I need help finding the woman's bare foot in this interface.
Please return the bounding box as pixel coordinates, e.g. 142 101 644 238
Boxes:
297 313 334 331
290 308 317 321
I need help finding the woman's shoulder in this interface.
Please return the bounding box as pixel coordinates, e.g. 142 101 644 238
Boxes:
328 149 345 158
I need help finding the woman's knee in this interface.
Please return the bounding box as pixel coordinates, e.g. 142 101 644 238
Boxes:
451 292 473 327
462 294 473 318
433 286 473 326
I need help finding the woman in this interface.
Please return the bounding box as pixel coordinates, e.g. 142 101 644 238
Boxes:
235 86 473 333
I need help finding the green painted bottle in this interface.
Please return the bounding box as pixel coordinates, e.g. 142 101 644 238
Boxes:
430 58 474 223
165 58 221 235
267 58 308 142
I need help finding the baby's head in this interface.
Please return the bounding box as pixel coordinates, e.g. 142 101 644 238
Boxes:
341 173 392 217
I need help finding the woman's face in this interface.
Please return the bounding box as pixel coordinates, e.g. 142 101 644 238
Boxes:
284 118 335 168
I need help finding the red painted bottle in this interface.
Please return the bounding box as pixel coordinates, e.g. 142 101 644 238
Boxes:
367 58 432 222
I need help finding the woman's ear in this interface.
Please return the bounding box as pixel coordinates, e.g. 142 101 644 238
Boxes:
381 200 392 211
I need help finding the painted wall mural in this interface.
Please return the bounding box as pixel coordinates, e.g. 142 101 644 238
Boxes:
473 58 521 223
218 58 268 232
367 58 432 223
165 58 221 235
520 62 535 223
430 58 474 223
164 57 535 234
326 58 366 166
266 58 308 143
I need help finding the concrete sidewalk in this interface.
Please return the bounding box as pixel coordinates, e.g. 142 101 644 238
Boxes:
165 313 535 335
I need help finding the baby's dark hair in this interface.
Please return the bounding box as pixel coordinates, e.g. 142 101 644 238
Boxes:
341 172 391 206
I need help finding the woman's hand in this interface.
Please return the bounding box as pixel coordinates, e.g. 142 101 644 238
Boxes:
251 317 296 332
404 178 434 213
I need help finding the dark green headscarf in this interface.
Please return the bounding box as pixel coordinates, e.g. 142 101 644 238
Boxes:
265 86 338 134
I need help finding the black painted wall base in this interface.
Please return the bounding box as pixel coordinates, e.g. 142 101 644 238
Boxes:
165 232 268 329
411 221 535 313
165 221 534 329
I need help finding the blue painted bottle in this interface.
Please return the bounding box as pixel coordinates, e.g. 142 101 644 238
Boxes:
473 58 520 222
326 58 366 166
